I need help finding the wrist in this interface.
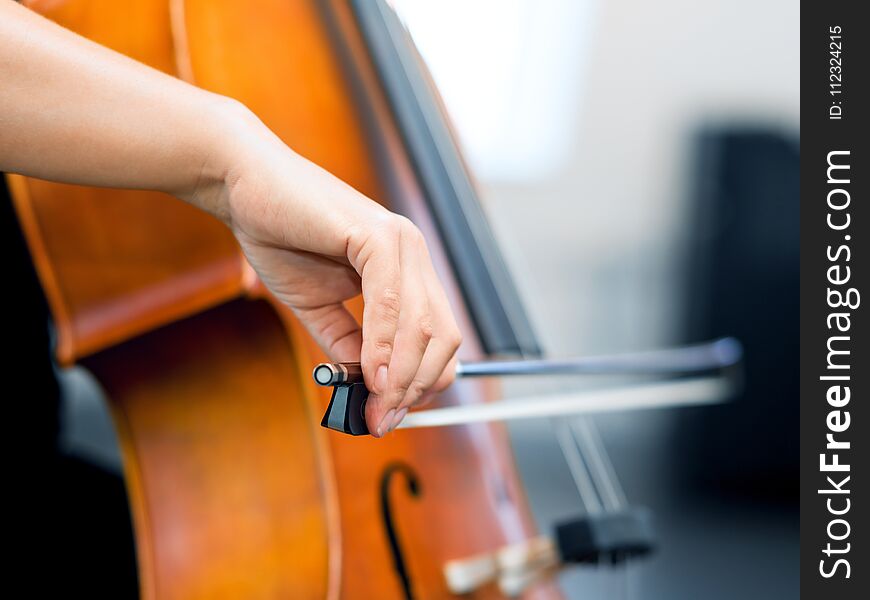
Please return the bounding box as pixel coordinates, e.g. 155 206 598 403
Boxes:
182 95 264 226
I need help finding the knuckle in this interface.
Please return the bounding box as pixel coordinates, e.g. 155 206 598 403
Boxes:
392 379 411 397
416 317 434 343
408 380 428 401
381 214 409 240
388 214 424 245
375 287 401 322
393 214 414 230
445 327 463 351
372 339 394 354
365 215 402 249
403 221 425 245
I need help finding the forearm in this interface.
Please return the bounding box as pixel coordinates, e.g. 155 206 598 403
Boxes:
0 1 231 206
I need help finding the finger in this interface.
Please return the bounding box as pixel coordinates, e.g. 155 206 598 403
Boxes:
388 257 461 429
395 333 459 411
364 391 389 438
357 219 402 399
376 225 433 432
383 342 456 434
418 243 462 397
414 391 438 409
407 356 457 410
430 354 460 394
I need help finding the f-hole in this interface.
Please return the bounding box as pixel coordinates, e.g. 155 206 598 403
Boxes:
380 462 422 600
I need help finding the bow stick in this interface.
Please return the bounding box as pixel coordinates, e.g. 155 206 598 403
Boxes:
315 337 742 436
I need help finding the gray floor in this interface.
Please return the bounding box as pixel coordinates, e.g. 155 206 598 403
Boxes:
508 414 799 600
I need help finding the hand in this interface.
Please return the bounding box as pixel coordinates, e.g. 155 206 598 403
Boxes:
194 102 462 436
0 2 459 435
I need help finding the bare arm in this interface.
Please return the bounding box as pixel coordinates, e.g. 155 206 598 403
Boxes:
0 0 461 436
0 1 226 196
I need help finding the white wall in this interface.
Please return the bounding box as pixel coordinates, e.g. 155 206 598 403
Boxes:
395 0 799 359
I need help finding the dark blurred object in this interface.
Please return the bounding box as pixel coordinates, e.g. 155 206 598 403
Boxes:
3 175 138 596
677 127 799 502
2 175 59 473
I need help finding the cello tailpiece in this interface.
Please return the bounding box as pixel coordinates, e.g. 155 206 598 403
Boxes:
555 507 656 565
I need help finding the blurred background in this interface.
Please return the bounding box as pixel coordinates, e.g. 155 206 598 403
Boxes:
391 0 799 598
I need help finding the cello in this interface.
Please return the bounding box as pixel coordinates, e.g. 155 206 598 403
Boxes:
8 1 738 598
9 0 560 597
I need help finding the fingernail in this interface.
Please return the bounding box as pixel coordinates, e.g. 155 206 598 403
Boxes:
377 408 396 438
389 408 408 432
375 365 388 394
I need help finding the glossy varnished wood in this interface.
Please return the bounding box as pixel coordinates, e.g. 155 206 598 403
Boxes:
84 300 329 599
9 0 244 365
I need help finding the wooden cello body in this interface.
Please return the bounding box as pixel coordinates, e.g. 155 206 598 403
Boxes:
9 1 560 598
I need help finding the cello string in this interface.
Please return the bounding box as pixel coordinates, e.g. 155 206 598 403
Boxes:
553 418 603 514
564 420 633 600
569 418 620 513
571 418 627 512
585 419 629 509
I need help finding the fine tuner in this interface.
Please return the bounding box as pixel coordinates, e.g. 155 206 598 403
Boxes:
315 337 743 436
